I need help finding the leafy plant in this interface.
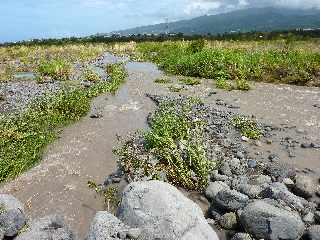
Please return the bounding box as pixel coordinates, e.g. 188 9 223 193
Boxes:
37 59 72 81
82 68 100 82
232 116 262 139
116 99 215 191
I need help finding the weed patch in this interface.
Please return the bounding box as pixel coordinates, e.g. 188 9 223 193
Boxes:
37 59 72 81
232 116 262 139
114 98 215 191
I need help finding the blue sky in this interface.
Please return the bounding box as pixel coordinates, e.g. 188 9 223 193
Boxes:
1 0 319 43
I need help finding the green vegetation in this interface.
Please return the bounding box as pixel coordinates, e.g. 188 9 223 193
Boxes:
168 85 184 92
88 180 120 212
37 59 72 81
0 63 126 182
136 40 320 88
82 68 101 82
115 99 215 191
154 78 172 84
232 116 262 140
179 78 201 86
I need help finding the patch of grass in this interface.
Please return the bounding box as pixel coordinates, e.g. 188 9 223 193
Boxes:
37 59 72 81
232 116 262 140
0 63 126 182
168 85 184 92
179 78 201 86
154 78 172 84
115 99 215 191
82 68 101 82
136 41 320 88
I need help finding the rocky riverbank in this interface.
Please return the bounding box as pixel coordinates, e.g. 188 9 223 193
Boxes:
101 95 320 240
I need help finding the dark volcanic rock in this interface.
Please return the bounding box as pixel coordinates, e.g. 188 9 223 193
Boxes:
240 200 305 240
293 175 316 198
214 189 249 211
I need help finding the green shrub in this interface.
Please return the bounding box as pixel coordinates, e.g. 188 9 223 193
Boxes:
232 116 262 139
116 99 214 191
37 59 72 81
82 68 101 82
187 39 206 54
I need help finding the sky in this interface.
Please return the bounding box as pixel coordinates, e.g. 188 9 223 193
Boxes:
1 0 320 43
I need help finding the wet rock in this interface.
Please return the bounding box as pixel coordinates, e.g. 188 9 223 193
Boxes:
219 212 238 230
0 209 26 237
247 160 257 169
240 200 305 240
16 215 74 240
0 194 26 237
306 225 320 240
214 189 249 211
117 181 218 240
87 212 128 240
265 162 296 180
231 232 252 240
205 181 230 201
294 175 316 198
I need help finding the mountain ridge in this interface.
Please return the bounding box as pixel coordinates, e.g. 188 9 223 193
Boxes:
113 7 320 36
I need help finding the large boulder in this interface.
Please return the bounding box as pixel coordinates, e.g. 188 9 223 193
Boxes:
117 181 218 240
239 200 305 240
16 215 74 240
0 194 26 237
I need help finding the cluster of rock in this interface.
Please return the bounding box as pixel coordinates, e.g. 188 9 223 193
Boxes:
110 95 320 240
0 181 219 240
0 194 73 240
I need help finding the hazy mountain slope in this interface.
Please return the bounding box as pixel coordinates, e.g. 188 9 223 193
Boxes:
116 7 320 35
